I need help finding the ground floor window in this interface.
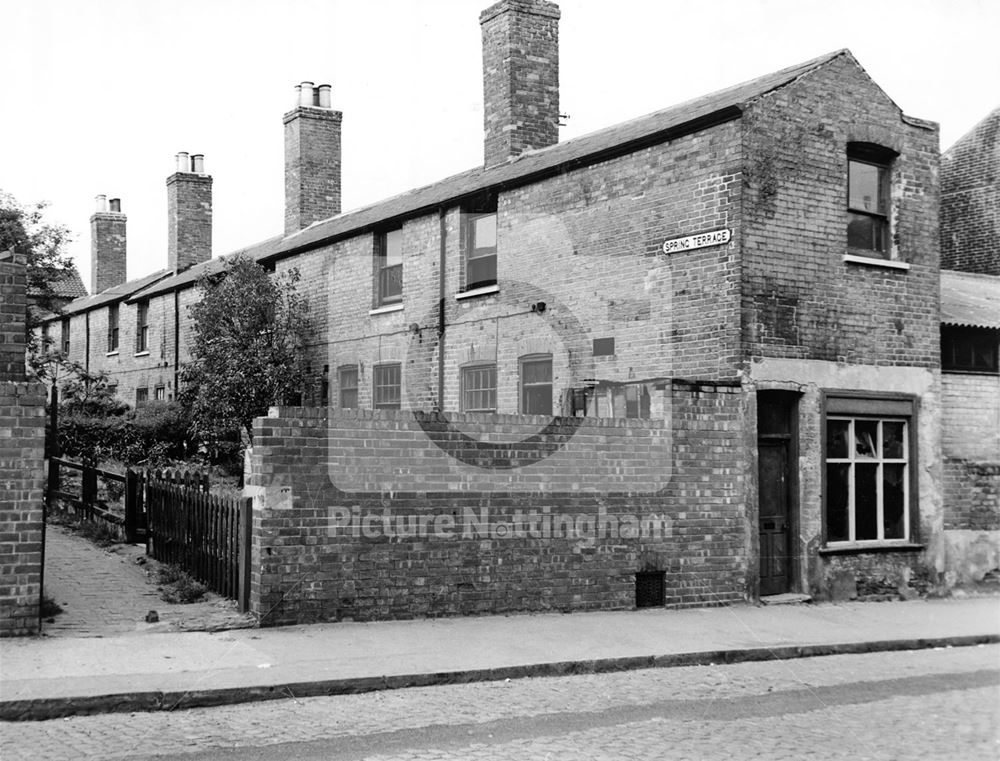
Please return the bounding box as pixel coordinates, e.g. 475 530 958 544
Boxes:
824 395 915 545
461 363 497 413
136 387 149 407
520 355 552 415
339 365 358 409
373 363 401 410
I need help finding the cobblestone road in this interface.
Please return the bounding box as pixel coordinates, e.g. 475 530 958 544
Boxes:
3 645 997 760
41 525 253 636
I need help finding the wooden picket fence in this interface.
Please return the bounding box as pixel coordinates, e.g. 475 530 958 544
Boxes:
46 460 251 611
145 478 251 610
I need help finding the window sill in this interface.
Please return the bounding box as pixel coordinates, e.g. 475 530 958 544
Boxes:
134 351 150 357
818 542 924 556
456 284 499 301
106 351 119 357
369 303 403 316
942 368 999 376
843 254 910 271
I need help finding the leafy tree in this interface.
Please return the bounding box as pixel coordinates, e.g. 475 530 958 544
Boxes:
181 255 312 447
0 189 75 334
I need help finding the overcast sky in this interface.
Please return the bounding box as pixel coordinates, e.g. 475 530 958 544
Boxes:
4 0 997 290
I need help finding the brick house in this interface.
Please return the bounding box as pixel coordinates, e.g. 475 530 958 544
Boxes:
938 107 1000 585
40 0 989 622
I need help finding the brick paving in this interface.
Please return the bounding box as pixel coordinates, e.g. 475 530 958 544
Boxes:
3 645 997 760
41 525 253 637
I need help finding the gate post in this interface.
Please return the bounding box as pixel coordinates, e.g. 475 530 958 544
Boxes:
124 470 138 543
238 497 252 613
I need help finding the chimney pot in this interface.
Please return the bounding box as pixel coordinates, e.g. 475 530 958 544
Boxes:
192 154 205 174
176 152 190 173
109 198 121 213
294 84 302 107
95 194 108 213
318 84 332 109
299 81 315 107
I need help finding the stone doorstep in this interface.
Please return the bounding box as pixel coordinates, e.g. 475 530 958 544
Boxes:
760 593 813 605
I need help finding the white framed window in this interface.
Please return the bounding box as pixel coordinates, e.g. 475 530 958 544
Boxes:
461 363 497 413
373 363 401 410
824 395 915 545
464 211 497 291
135 300 149 353
375 228 402 306
846 143 898 258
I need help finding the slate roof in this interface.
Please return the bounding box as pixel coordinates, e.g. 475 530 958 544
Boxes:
940 270 1000 329
129 49 853 302
59 49 870 309
59 269 172 316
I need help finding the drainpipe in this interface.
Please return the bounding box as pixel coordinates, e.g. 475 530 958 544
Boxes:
437 208 447 411
84 311 90 375
173 289 180 398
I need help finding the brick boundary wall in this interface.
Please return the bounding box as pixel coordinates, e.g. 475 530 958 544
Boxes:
0 254 46 637
247 382 750 625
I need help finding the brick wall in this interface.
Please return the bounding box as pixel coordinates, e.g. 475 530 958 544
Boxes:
942 372 1000 530
0 254 27 380
741 53 940 365
0 255 45 636
247 381 749 625
940 107 999 275
323 120 742 415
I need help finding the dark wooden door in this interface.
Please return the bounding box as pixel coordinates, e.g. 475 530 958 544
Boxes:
758 440 790 595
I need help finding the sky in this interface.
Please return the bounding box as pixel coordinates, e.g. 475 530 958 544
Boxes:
4 0 998 291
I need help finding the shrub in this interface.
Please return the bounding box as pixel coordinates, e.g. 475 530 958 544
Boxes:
157 565 207 604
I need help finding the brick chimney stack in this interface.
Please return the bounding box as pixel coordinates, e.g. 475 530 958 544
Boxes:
284 82 342 236
167 152 212 273
90 195 127 294
480 0 560 168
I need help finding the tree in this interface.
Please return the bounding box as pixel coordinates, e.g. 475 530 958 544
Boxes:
181 255 312 448
0 189 75 333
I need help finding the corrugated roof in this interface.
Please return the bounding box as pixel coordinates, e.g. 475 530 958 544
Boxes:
940 270 1000 328
62 49 855 308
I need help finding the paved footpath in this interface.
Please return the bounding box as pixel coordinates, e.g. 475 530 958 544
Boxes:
40 525 254 637
1 593 997 720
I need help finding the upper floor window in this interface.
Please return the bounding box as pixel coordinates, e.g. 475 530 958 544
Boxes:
373 363 401 410
60 318 70 355
461 363 497 413
464 211 497 291
520 354 552 415
376 228 403 306
338 365 359 409
942 326 999 374
107 303 119 352
847 143 896 257
135 300 149 353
